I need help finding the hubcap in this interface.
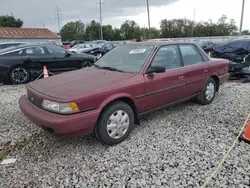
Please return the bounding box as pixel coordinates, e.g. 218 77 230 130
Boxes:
11 68 28 83
205 82 215 101
82 61 90 67
107 110 130 139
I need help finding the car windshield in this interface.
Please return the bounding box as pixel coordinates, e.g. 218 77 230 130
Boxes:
71 44 80 49
91 43 104 48
94 45 155 73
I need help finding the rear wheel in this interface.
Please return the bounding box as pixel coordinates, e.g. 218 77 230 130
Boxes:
9 66 30 84
95 101 134 145
197 78 217 105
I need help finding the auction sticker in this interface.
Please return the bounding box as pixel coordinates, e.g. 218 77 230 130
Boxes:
129 49 146 54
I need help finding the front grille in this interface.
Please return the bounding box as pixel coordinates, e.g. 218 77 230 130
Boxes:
27 95 43 108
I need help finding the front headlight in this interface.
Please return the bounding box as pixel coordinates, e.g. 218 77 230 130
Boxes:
42 99 80 114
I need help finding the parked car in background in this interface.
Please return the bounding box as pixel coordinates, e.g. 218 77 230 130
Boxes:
194 41 215 53
148 38 171 42
68 43 94 53
83 42 117 59
210 39 250 77
0 44 96 84
19 41 229 145
65 40 86 49
0 42 26 50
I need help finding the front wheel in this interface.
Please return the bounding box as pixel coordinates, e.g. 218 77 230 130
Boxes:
197 78 217 105
95 101 135 146
9 66 31 84
81 60 93 68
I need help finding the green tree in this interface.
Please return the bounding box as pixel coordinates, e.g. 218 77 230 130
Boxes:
242 30 250 35
160 15 238 38
103 25 114 40
0 15 23 27
85 20 100 40
60 20 85 41
141 27 160 39
120 20 142 40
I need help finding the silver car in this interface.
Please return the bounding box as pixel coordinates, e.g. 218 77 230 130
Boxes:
68 43 94 53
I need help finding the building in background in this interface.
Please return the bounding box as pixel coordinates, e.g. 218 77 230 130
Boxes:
0 27 61 45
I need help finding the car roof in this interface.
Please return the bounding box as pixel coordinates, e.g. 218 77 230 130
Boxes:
0 43 61 54
119 41 196 46
0 42 25 44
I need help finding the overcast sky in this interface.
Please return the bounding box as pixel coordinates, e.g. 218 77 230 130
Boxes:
0 0 249 33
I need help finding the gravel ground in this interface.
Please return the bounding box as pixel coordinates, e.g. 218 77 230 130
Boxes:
1 82 250 188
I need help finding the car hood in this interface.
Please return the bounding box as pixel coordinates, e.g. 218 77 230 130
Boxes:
28 67 136 100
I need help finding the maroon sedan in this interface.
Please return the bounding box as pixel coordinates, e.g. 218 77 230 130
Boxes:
19 41 229 145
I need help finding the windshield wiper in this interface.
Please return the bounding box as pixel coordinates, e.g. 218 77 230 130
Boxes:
99 66 125 72
92 64 101 68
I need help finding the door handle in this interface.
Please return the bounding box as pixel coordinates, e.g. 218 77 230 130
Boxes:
178 76 184 80
204 69 208 73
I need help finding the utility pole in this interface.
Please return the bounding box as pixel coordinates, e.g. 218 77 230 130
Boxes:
191 6 196 36
146 0 151 39
41 22 45 28
239 0 245 35
54 6 63 33
97 0 104 40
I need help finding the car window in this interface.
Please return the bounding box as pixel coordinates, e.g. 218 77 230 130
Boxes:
151 45 182 70
95 45 155 73
85 44 91 48
47 47 66 55
24 47 45 55
179 44 204 66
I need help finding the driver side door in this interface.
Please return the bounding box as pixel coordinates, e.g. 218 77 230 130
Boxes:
144 45 186 112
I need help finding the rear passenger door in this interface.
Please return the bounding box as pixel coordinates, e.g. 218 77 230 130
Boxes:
178 44 209 97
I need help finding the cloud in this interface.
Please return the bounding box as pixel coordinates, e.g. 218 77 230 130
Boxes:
0 0 180 32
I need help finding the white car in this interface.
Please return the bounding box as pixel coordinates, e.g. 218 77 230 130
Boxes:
68 43 94 53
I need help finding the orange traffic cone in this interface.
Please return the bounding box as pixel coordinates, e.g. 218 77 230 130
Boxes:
43 66 49 78
239 122 250 144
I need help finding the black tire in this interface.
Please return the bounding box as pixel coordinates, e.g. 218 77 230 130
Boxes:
9 66 31 85
95 101 134 146
81 60 93 68
197 78 217 105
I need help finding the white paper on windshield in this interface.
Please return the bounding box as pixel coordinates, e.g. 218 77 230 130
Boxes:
129 49 146 54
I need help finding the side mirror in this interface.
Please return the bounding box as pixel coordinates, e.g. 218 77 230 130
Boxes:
146 66 165 74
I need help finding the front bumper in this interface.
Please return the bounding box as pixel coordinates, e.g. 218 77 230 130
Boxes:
19 95 100 137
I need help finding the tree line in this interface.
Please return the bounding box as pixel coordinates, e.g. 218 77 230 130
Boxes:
0 14 250 42
60 15 250 41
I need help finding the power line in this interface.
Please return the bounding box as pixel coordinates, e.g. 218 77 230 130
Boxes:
146 0 151 39
96 0 104 40
54 6 63 33
239 0 245 35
